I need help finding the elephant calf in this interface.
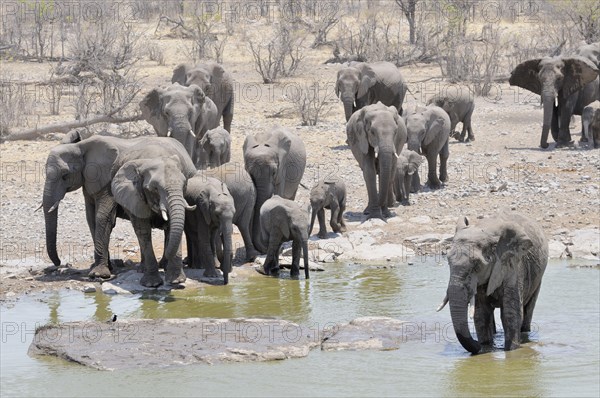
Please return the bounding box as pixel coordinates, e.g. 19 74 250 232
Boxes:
427 91 475 142
405 104 450 190
393 150 423 205
258 195 309 279
184 174 235 285
582 100 600 148
439 212 548 354
196 127 231 169
309 177 347 239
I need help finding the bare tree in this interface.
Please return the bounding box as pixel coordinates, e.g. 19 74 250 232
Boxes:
291 80 335 126
395 0 419 44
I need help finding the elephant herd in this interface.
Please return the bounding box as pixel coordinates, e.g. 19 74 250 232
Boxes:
40 41 600 353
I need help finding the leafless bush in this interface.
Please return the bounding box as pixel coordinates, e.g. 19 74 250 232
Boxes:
550 0 600 43
145 42 165 65
246 25 307 83
290 81 335 126
0 77 36 136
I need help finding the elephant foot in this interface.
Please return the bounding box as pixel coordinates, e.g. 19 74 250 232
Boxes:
245 249 259 263
540 142 549 149
89 264 111 279
555 140 574 148
366 207 383 220
338 225 347 233
466 135 475 142
182 256 188 265
580 136 589 143
381 207 394 219
401 199 410 206
202 267 220 279
362 206 369 215
318 230 328 239
140 271 163 287
166 267 186 285
440 173 448 183
158 257 169 269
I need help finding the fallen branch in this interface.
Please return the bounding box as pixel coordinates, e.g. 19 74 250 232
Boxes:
3 113 144 141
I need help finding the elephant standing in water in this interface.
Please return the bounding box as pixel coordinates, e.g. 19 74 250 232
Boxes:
139 83 219 166
346 102 406 219
438 212 548 354
243 127 306 253
184 175 235 284
258 195 309 279
336 61 407 121
509 43 599 148
111 139 197 287
42 132 144 278
172 62 235 132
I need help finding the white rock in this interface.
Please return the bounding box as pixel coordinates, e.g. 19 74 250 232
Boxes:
82 284 96 293
101 282 132 295
408 215 432 224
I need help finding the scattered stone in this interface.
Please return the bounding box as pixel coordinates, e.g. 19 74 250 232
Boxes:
82 284 96 293
101 282 132 295
28 318 321 370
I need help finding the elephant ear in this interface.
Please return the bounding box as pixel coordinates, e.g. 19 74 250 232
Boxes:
407 153 423 175
172 64 190 85
273 130 292 187
562 57 600 98
487 223 534 296
357 64 376 99
198 187 212 225
111 160 153 218
509 59 543 95
334 74 341 98
140 88 167 135
209 63 225 80
347 109 369 155
455 216 469 233
391 107 406 156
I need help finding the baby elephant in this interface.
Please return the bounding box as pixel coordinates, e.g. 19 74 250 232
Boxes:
393 150 423 205
309 177 347 238
259 195 309 279
582 100 600 148
427 91 475 142
196 127 231 169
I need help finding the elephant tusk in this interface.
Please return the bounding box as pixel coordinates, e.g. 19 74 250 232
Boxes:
468 296 475 319
189 129 196 138
167 129 172 137
436 294 449 312
161 209 169 221
47 201 60 213
35 203 43 212
185 204 197 212
395 152 400 159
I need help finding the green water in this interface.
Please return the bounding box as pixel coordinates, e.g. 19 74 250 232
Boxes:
1 259 598 397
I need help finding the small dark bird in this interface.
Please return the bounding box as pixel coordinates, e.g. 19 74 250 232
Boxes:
110 314 117 322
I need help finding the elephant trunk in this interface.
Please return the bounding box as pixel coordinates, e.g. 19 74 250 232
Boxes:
251 176 274 254
163 189 187 261
43 183 65 267
448 284 481 354
220 220 233 285
342 98 354 122
540 89 556 148
407 135 422 154
308 204 317 237
377 151 395 210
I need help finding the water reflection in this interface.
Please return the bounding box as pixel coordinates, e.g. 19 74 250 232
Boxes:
444 347 546 397
351 266 404 318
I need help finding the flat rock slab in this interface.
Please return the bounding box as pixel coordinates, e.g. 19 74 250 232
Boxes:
29 318 321 370
321 317 420 351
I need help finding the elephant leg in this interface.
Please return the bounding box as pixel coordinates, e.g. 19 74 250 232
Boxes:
264 232 282 276
329 202 341 233
290 239 301 278
89 192 117 278
200 236 219 278
550 104 559 142
402 174 412 205
158 231 168 269
223 112 233 133
338 200 347 232
426 152 442 189
557 104 574 146
165 239 185 285
83 193 99 265
131 217 162 287
237 220 258 262
317 208 327 238
439 139 449 183
361 153 382 219
474 294 495 347
410 171 420 193
500 288 523 351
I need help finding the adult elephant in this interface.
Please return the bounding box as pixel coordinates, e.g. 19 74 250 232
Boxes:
139 83 219 165
346 102 406 219
202 165 258 261
509 52 599 148
111 139 197 287
42 132 144 278
427 90 475 142
172 62 234 132
335 61 407 121
438 212 548 354
184 175 235 284
243 126 306 253
258 195 309 279
405 104 451 189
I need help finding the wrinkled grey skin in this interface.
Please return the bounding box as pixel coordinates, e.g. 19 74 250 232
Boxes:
510 43 599 148
243 127 306 253
172 62 234 132
42 132 145 278
347 102 407 219
111 139 197 287
427 90 475 142
582 100 600 148
393 149 423 205
405 104 450 190
184 175 235 284
440 212 548 354
196 127 231 169
309 177 347 239
259 195 309 279
336 61 407 121
139 83 219 165
202 165 258 261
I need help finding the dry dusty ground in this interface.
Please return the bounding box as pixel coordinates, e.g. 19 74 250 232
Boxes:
1 23 599 300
